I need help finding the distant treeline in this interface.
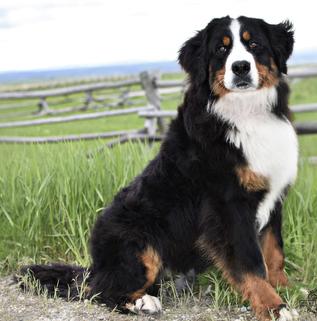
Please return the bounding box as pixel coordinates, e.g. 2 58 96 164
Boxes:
0 61 181 85
1 50 317 85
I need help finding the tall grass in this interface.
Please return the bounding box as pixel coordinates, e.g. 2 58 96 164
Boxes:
0 142 158 272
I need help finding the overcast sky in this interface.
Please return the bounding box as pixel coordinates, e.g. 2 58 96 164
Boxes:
0 0 316 72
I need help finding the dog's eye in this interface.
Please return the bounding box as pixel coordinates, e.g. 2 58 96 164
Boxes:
249 41 258 50
217 46 227 54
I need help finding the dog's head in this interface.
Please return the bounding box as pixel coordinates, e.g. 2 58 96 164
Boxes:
178 16 294 95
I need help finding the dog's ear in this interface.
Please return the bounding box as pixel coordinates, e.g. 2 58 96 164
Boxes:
178 29 207 84
266 20 294 74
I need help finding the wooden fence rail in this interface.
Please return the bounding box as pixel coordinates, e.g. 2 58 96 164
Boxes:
0 78 142 115
0 106 152 128
0 130 138 143
291 103 317 113
138 110 317 135
155 67 317 88
0 68 317 144
0 78 141 100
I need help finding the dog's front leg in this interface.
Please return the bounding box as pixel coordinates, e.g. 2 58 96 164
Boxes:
197 203 295 321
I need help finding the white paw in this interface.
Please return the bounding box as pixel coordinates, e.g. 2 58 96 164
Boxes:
278 307 299 321
126 294 162 315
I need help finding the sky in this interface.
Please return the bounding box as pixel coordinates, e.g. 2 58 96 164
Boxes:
0 0 316 72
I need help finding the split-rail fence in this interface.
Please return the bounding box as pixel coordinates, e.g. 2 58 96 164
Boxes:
0 68 317 145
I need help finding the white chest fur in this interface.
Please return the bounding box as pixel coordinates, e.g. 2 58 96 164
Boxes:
210 88 298 231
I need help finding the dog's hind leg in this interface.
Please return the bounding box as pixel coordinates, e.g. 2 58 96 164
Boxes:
125 246 163 314
261 203 288 288
261 227 288 288
90 244 162 314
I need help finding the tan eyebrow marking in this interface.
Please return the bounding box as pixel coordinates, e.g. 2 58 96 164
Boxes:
242 31 251 41
223 36 231 46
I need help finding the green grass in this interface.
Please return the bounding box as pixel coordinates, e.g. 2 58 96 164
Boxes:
0 142 159 272
0 73 317 309
290 77 317 106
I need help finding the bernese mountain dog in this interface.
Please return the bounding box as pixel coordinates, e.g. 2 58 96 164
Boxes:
19 16 299 321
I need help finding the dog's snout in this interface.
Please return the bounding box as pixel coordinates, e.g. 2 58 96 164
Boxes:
232 60 251 76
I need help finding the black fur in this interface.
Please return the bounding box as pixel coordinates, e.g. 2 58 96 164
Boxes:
17 264 90 299
17 16 295 316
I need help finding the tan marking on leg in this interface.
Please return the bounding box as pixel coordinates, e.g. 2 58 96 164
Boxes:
223 36 231 46
196 237 284 321
241 275 284 321
256 60 279 88
261 228 288 288
242 31 251 41
236 166 269 192
129 246 162 301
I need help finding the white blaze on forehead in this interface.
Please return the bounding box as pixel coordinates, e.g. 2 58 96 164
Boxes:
224 19 259 90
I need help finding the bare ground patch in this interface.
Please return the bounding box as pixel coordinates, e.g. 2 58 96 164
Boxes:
1 277 316 321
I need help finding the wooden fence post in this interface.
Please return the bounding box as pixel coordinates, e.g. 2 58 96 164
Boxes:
140 71 165 135
82 90 93 110
37 97 51 115
118 88 130 106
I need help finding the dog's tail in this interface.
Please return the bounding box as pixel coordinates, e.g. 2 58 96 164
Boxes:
14 263 93 300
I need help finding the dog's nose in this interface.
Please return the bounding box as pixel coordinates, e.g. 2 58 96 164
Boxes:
232 60 250 76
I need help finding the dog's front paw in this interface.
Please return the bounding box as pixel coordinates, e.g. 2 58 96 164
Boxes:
255 305 299 321
126 294 162 315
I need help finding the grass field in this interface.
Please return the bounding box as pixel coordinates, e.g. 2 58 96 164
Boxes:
0 74 317 310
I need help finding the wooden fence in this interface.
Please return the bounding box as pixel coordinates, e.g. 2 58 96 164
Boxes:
0 68 317 145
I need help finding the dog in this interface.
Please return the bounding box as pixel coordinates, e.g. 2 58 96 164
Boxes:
18 16 298 321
